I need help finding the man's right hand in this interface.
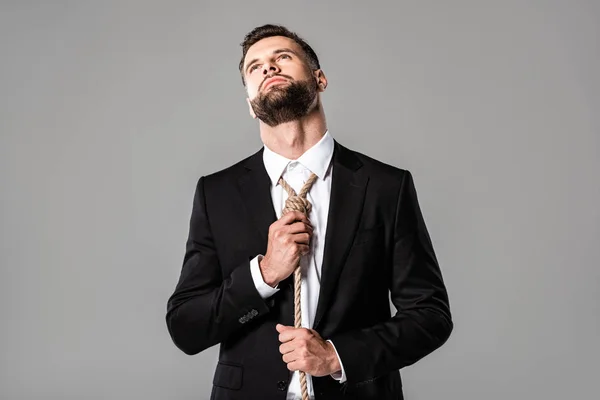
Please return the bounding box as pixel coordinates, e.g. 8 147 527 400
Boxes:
259 211 313 287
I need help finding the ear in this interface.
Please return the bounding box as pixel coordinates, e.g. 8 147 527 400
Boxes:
246 97 257 119
314 69 328 92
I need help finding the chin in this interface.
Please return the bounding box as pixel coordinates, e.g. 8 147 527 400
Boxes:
263 85 287 95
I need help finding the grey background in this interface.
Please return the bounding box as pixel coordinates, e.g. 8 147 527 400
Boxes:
1 1 598 399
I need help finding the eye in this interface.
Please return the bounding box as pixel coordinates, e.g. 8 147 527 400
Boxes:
279 54 291 60
249 64 261 73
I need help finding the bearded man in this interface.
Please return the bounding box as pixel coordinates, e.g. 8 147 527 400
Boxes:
166 24 453 400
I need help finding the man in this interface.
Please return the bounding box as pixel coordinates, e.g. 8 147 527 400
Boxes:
166 24 452 400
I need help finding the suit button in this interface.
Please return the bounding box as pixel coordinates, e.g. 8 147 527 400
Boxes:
277 380 287 391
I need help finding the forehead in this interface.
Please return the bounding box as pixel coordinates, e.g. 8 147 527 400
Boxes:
244 36 305 66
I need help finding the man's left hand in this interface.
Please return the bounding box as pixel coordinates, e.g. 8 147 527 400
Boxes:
276 324 342 377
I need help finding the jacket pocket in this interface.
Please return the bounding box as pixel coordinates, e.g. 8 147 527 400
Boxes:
212 361 243 390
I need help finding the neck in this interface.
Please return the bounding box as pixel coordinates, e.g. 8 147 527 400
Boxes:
259 103 327 160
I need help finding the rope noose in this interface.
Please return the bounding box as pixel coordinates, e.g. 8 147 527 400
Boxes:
278 172 318 400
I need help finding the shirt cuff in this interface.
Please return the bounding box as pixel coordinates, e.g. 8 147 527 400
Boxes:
249 255 280 299
327 339 347 383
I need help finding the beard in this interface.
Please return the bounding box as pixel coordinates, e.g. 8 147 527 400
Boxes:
249 77 319 127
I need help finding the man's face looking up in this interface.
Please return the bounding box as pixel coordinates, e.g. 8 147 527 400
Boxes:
243 36 326 126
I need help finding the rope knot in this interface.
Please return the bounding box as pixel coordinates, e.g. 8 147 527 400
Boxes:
283 195 312 216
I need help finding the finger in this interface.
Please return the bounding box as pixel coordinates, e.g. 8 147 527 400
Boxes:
278 327 302 343
279 342 295 355
282 351 297 364
287 221 313 234
280 327 313 343
280 211 311 226
290 211 311 225
287 360 303 372
276 324 294 334
271 213 294 232
278 211 300 225
292 233 311 245
297 244 310 256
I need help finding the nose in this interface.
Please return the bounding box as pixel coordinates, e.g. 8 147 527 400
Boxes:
262 62 280 75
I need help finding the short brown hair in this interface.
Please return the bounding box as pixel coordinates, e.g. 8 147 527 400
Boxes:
239 24 321 86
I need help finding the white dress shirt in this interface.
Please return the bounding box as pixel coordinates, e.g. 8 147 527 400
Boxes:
248 131 347 399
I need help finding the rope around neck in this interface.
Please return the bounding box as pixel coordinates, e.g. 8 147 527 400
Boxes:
278 172 318 400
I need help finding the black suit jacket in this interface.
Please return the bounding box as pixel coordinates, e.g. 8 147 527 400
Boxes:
166 141 453 400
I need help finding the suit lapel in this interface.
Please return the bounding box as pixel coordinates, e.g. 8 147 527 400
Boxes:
237 148 277 252
313 141 369 330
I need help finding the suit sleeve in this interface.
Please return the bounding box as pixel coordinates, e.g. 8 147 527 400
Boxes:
165 176 271 355
329 170 453 384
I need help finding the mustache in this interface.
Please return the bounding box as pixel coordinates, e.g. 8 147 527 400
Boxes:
259 74 294 91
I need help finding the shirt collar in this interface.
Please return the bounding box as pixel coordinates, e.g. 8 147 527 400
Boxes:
262 130 334 186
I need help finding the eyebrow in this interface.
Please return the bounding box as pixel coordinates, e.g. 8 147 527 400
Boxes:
245 48 301 73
